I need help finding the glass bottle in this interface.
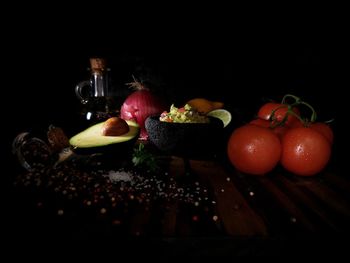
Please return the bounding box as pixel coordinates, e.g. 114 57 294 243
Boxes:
75 58 117 124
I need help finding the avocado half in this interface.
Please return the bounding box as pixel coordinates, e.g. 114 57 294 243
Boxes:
69 120 140 155
145 116 223 158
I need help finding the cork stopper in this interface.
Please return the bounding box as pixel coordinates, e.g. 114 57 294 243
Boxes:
90 58 106 73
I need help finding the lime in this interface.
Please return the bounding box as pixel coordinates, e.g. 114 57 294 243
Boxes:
207 109 232 127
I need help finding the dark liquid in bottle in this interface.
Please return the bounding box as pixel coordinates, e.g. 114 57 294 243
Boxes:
80 96 120 125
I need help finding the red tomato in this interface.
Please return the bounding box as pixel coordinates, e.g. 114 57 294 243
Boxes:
258 102 300 126
309 122 334 144
227 124 281 175
273 126 290 140
281 127 331 176
250 118 270 128
249 118 289 140
289 119 304 128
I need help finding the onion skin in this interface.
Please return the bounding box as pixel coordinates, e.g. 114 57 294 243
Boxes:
120 89 166 140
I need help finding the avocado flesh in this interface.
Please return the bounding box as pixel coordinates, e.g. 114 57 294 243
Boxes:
69 120 139 149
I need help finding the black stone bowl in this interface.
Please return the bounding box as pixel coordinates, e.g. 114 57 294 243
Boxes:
145 116 224 158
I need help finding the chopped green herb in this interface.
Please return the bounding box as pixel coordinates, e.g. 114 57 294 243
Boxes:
132 143 159 172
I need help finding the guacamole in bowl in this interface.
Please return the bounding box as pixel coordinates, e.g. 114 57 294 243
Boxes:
145 104 223 158
159 104 209 123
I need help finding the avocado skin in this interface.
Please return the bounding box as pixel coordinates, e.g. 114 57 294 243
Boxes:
145 116 223 158
70 137 138 156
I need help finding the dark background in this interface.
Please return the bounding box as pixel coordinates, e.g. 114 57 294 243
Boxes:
3 10 343 168
4 21 341 131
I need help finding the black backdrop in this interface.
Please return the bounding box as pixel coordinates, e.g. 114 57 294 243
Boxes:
4 17 341 160
5 27 340 129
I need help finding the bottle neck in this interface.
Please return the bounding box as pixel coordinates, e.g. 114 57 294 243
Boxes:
91 71 108 97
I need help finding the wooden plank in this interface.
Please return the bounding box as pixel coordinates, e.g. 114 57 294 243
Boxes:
127 155 177 236
189 160 268 236
161 156 184 236
322 172 350 197
256 176 317 233
295 176 350 219
275 175 341 232
228 171 312 236
128 201 152 236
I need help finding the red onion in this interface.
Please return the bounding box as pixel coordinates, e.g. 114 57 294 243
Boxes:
120 85 166 140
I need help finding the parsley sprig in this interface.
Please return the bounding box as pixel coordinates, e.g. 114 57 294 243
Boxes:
132 143 159 172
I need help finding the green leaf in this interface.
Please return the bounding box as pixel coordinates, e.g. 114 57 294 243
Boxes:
132 143 159 172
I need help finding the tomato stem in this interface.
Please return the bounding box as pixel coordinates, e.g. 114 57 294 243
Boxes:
269 104 290 128
282 94 318 123
287 109 306 125
281 94 302 105
299 101 317 122
324 118 335 124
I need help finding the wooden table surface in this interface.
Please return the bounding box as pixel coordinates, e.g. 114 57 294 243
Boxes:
7 144 348 257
